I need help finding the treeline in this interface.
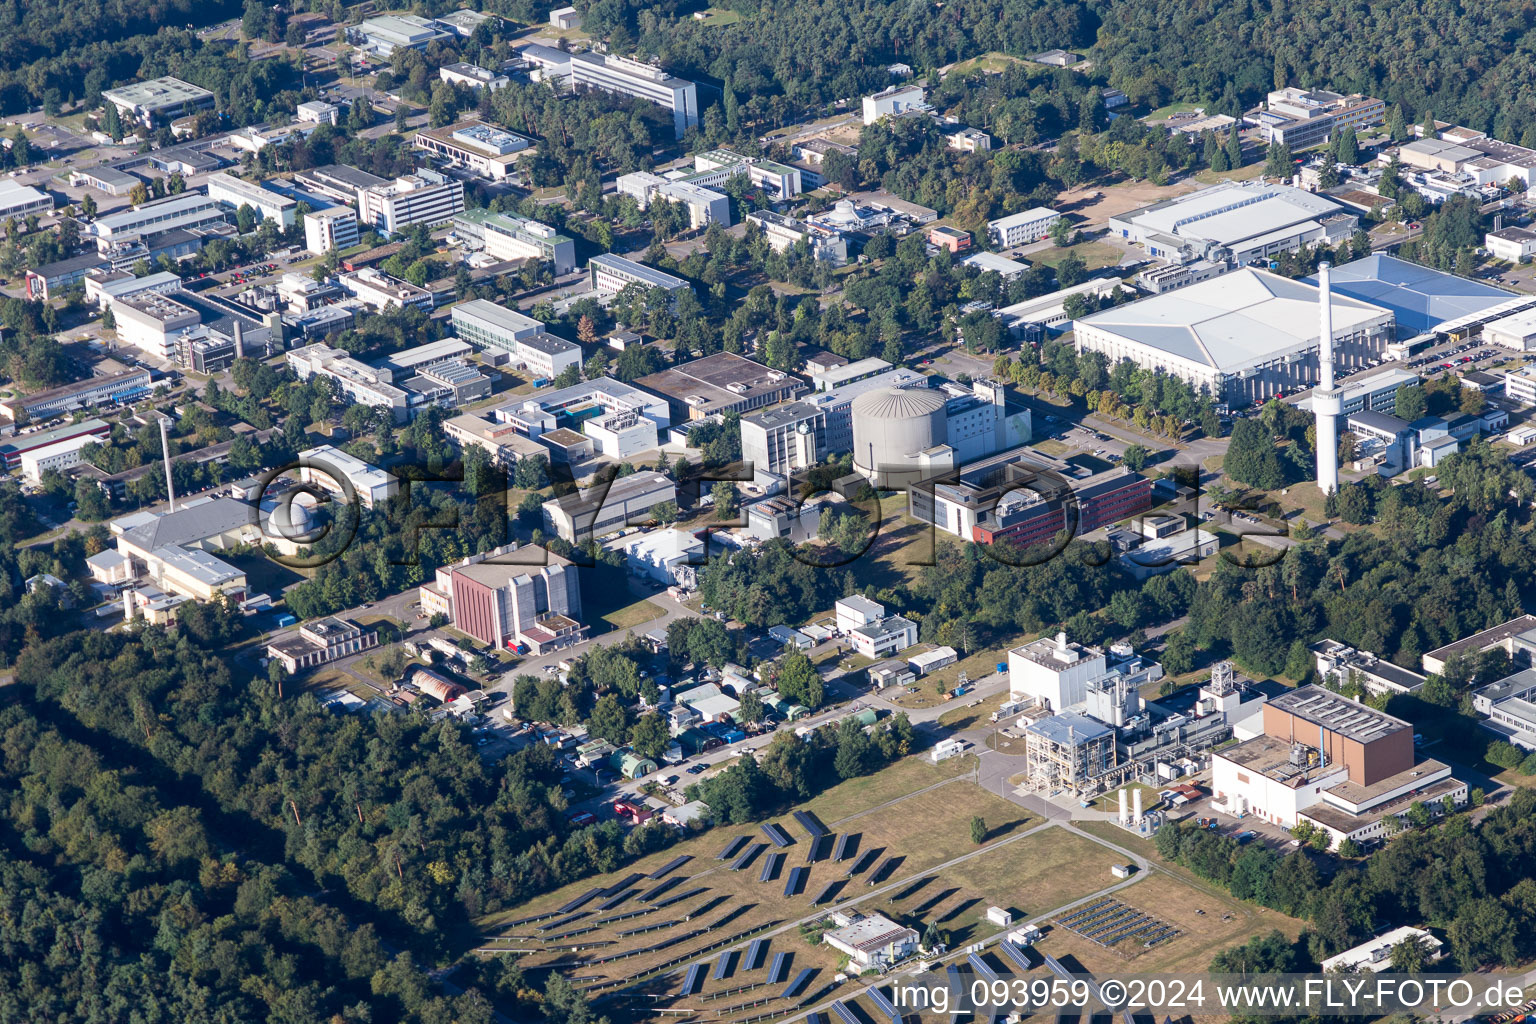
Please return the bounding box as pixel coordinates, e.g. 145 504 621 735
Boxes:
14 625 685 969
686 713 918 822
1170 442 1535 680
1155 788 1536 970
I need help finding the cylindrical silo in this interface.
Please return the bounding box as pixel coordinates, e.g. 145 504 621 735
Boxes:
850 387 948 488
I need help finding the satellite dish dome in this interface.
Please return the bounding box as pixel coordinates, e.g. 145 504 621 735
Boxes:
267 495 322 543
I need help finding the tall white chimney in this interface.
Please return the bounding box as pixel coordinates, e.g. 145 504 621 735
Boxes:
233 319 245 360
159 416 176 512
1313 262 1341 495
1118 788 1129 825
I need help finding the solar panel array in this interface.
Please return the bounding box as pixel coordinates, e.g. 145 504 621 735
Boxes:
783 866 808 897
810 880 843 906
766 951 790 985
847 849 877 877
554 887 604 914
730 842 767 871
713 950 737 981
1057 899 1178 950
651 885 708 909
968 952 999 983
649 854 691 879
793 810 829 837
680 963 706 996
805 834 829 863
832 834 852 861
830 999 859 1024
595 888 636 911
781 967 814 999
1000 940 1040 973
640 876 683 902
744 938 769 971
761 823 794 847
867 985 901 1024
759 851 784 883
719 836 750 860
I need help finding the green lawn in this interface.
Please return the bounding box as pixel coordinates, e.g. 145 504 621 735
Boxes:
1033 240 1127 272
692 8 742 25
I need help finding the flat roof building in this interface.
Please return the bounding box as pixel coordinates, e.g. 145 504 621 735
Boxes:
297 445 398 508
1213 685 1464 848
635 351 806 421
420 543 585 654
0 417 110 471
1074 267 1394 402
1310 639 1427 697
102 77 215 127
414 120 530 180
303 207 359 255
357 171 465 236
439 62 510 91
450 298 578 378
453 208 576 274
541 470 677 544
588 253 691 305
560 51 699 140
0 368 153 421
0 179 52 224
206 173 298 228
288 342 411 424
354 13 452 54
1109 181 1356 266
1422 615 1536 676
988 207 1061 248
91 192 227 242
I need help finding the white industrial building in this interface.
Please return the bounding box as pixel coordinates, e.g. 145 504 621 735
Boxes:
450 298 579 377
297 445 398 508
745 209 847 264
102 76 215 127
1310 639 1427 697
0 179 53 224
1108 182 1357 266
353 14 452 54
356 171 465 235
541 470 677 544
582 408 659 457
91 193 228 243
296 100 340 126
688 149 803 200
303 207 359 254
439 62 509 91
1484 308 1536 352
205 173 297 228
1486 226 1536 263
836 595 918 659
287 343 412 424
822 912 918 968
988 207 1061 248
1074 268 1394 402
1320 928 1442 974
338 268 434 312
1396 133 1536 190
453 208 577 274
861 84 926 124
625 530 705 587
110 290 201 360
19 434 99 483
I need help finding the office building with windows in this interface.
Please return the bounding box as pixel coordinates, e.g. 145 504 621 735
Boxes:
303 207 359 254
453 208 577 274
206 173 297 228
356 171 465 235
587 253 691 304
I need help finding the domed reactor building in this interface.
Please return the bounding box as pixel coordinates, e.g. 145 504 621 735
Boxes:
850 380 1031 488
262 492 326 555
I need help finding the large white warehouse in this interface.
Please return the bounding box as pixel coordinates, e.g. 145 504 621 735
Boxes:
1073 268 1394 403
1109 181 1356 266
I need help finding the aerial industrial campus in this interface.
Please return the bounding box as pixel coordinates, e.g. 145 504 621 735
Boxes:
9 2 1536 1021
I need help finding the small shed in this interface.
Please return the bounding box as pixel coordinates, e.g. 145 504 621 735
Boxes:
1111 864 1135 879
985 906 1013 927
